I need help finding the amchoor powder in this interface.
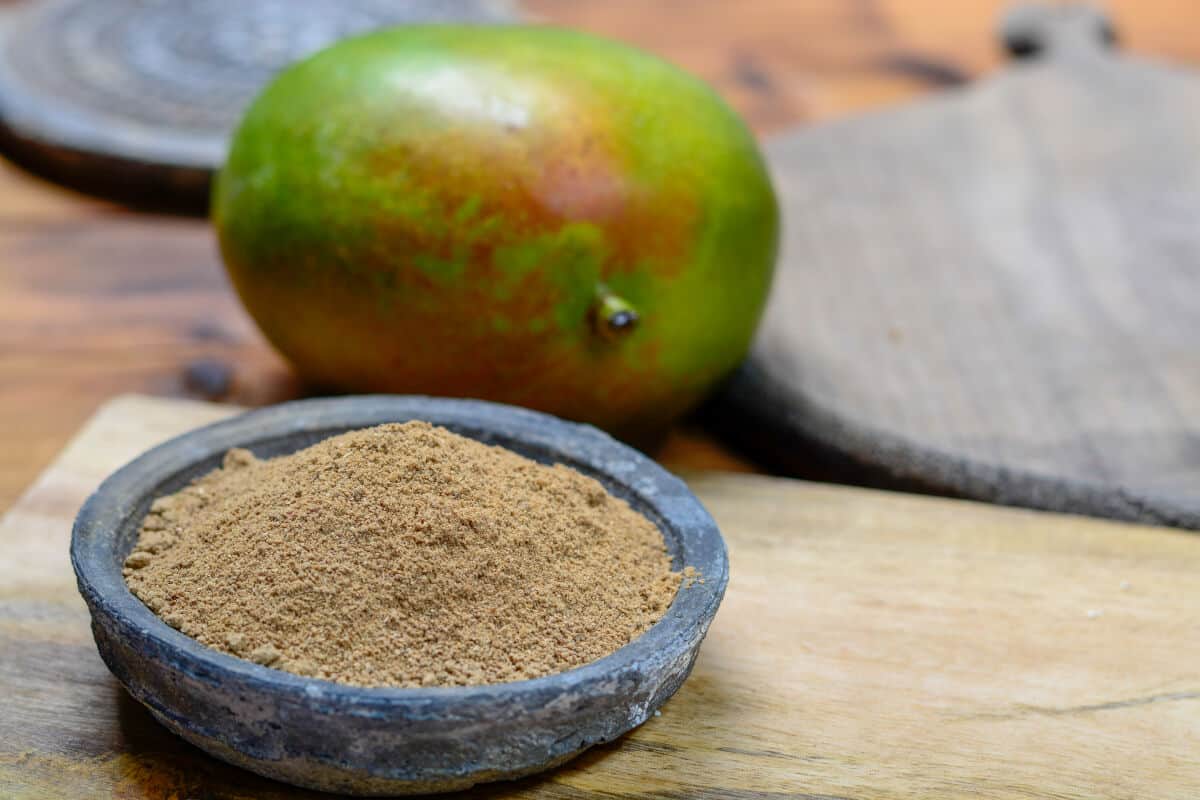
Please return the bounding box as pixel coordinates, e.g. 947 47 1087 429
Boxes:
123 422 682 688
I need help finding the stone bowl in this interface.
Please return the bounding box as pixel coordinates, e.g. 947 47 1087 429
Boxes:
70 396 728 795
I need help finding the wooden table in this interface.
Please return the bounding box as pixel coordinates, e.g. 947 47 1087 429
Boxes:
4 5 1200 796
6 0 1200 512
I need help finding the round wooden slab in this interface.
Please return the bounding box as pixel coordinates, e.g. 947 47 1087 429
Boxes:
0 0 517 208
713 5 1200 529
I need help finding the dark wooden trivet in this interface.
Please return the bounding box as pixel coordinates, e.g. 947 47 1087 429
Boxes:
0 0 518 210
710 4 1200 529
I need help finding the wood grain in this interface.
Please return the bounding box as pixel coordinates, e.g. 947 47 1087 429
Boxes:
5 0 1200 515
3 395 1200 799
717 6 1200 527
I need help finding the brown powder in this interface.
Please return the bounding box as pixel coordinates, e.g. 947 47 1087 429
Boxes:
123 422 681 688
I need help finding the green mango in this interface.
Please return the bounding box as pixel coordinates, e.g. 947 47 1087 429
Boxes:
214 25 778 438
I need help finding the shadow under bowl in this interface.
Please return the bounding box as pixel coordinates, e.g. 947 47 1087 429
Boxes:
70 395 729 795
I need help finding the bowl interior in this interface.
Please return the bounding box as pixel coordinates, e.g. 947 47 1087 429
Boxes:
72 395 728 713
106 421 687 580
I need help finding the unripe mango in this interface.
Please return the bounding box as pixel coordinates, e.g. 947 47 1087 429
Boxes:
214 25 778 437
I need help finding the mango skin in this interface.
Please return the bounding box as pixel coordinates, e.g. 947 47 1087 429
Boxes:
214 25 778 437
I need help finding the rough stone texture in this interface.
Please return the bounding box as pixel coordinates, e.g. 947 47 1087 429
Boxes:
71 395 728 795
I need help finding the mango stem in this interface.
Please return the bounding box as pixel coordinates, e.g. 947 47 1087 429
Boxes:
591 290 639 341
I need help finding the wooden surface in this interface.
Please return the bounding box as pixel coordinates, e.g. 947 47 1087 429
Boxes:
716 5 1200 528
7 0 1200 515
4 394 1200 799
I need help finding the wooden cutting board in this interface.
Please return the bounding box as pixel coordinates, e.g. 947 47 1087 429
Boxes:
712 5 1200 529
2 394 1199 799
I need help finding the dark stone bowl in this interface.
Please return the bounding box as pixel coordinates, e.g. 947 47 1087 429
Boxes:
70 396 728 795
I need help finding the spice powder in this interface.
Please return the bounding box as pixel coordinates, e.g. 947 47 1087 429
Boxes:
123 422 682 688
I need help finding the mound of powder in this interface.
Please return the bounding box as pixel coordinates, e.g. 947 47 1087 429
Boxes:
122 422 681 688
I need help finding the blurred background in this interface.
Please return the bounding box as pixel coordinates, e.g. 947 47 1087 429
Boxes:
1 0 1196 510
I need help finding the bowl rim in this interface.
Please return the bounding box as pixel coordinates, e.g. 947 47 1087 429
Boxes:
70 394 729 713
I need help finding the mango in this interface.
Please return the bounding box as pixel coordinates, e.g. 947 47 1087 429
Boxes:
214 25 778 438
